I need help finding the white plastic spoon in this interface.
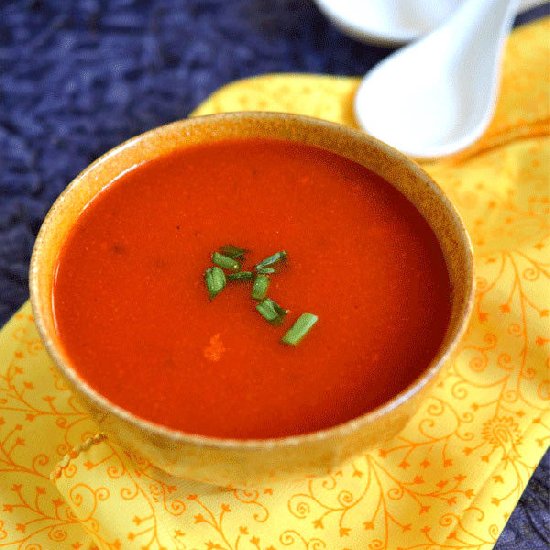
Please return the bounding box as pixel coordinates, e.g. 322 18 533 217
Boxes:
314 0 546 46
353 0 520 159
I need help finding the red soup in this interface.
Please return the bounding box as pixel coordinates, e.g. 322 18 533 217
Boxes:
53 138 452 439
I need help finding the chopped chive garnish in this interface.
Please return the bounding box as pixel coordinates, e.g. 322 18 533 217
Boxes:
219 245 248 259
227 271 254 281
281 313 318 346
204 267 226 300
252 274 270 300
256 266 275 275
204 246 318 344
212 252 241 271
255 298 288 325
255 250 287 272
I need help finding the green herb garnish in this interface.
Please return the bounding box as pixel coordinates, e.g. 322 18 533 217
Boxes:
212 252 241 271
204 267 226 300
204 247 317 346
219 245 248 260
227 271 254 281
255 250 287 272
281 313 318 346
252 274 270 300
255 298 288 325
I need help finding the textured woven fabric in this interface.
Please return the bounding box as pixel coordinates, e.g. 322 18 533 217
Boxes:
0 1 548 547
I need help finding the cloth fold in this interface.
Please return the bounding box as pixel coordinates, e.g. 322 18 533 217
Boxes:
0 17 548 550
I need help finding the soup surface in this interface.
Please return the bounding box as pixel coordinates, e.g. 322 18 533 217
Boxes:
53 138 452 439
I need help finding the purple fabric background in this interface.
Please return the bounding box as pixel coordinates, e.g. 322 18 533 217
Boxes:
0 1 548 546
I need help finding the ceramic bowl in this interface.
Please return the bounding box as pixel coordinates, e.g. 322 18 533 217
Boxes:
30 112 474 487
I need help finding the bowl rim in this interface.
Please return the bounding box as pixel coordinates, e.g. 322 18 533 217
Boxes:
29 111 474 450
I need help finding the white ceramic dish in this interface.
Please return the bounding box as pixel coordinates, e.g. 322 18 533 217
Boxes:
314 0 546 45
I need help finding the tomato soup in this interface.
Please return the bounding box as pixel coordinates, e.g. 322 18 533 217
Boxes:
52 139 451 439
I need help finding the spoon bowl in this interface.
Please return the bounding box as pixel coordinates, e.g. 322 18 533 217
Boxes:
354 0 520 158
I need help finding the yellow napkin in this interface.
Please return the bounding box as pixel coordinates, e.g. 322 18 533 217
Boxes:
1 18 549 550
